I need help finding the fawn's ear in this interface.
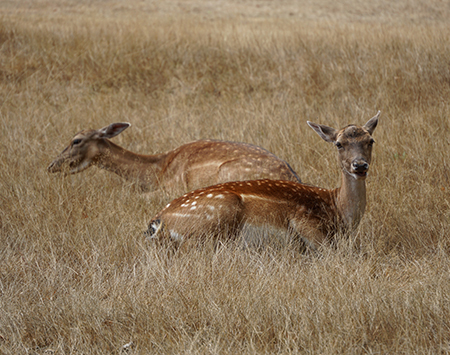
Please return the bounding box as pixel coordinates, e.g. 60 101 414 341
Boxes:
363 111 380 135
307 121 338 143
97 123 131 139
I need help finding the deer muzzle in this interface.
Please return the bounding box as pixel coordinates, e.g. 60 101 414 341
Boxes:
351 160 369 178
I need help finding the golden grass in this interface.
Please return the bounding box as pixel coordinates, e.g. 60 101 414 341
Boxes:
1 1 450 353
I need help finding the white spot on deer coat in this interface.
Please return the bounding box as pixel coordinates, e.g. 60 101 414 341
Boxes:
170 212 192 218
170 230 183 241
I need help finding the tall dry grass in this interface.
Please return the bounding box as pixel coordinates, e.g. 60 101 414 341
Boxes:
1 1 450 353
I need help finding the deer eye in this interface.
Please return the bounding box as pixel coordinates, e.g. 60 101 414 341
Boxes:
335 142 343 150
72 138 82 145
368 139 375 147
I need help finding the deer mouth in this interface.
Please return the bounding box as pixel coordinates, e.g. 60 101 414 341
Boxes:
47 160 63 173
47 158 89 175
343 165 369 180
349 161 370 180
66 159 90 174
354 171 368 178
346 167 368 180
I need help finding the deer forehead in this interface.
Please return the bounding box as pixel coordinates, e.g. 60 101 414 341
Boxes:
72 132 85 140
73 129 96 140
337 126 371 143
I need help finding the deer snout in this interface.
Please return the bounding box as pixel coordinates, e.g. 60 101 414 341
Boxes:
351 160 369 178
47 160 61 173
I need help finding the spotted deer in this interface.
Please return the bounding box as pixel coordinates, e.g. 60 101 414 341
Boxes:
145 112 380 251
48 123 301 193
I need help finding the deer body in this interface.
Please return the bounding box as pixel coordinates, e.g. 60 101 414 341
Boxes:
48 123 301 192
145 112 380 250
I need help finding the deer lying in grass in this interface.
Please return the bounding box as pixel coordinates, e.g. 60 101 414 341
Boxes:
48 123 301 193
145 112 380 251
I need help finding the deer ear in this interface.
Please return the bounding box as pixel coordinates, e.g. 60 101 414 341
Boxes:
307 121 338 143
363 111 380 135
97 123 131 139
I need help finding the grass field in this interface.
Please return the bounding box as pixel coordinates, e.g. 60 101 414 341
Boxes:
1 0 450 353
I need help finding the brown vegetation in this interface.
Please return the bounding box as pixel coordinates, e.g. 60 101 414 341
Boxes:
1 0 450 353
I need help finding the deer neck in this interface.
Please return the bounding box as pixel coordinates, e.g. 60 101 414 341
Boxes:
334 170 367 231
97 141 166 190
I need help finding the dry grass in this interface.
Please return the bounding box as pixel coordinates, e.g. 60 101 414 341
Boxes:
1 0 450 353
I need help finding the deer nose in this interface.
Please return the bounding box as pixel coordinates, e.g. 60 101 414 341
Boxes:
352 161 369 172
47 160 59 173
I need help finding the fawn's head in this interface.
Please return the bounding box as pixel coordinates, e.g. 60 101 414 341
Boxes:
308 111 380 180
47 123 130 174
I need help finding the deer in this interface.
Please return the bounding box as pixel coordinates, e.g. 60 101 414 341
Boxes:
144 112 380 251
47 123 301 194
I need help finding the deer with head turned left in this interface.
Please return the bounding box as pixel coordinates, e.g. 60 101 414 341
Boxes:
145 112 380 251
48 123 301 193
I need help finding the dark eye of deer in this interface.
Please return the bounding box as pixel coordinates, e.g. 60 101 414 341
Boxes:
73 139 82 145
368 139 375 147
335 142 343 149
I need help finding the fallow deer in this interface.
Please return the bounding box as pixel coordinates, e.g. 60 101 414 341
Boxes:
145 112 380 251
48 123 301 193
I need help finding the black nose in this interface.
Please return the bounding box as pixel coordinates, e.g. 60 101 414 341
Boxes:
352 161 369 172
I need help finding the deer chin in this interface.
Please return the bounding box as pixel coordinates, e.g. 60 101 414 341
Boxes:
352 171 368 180
68 160 91 174
344 167 368 180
